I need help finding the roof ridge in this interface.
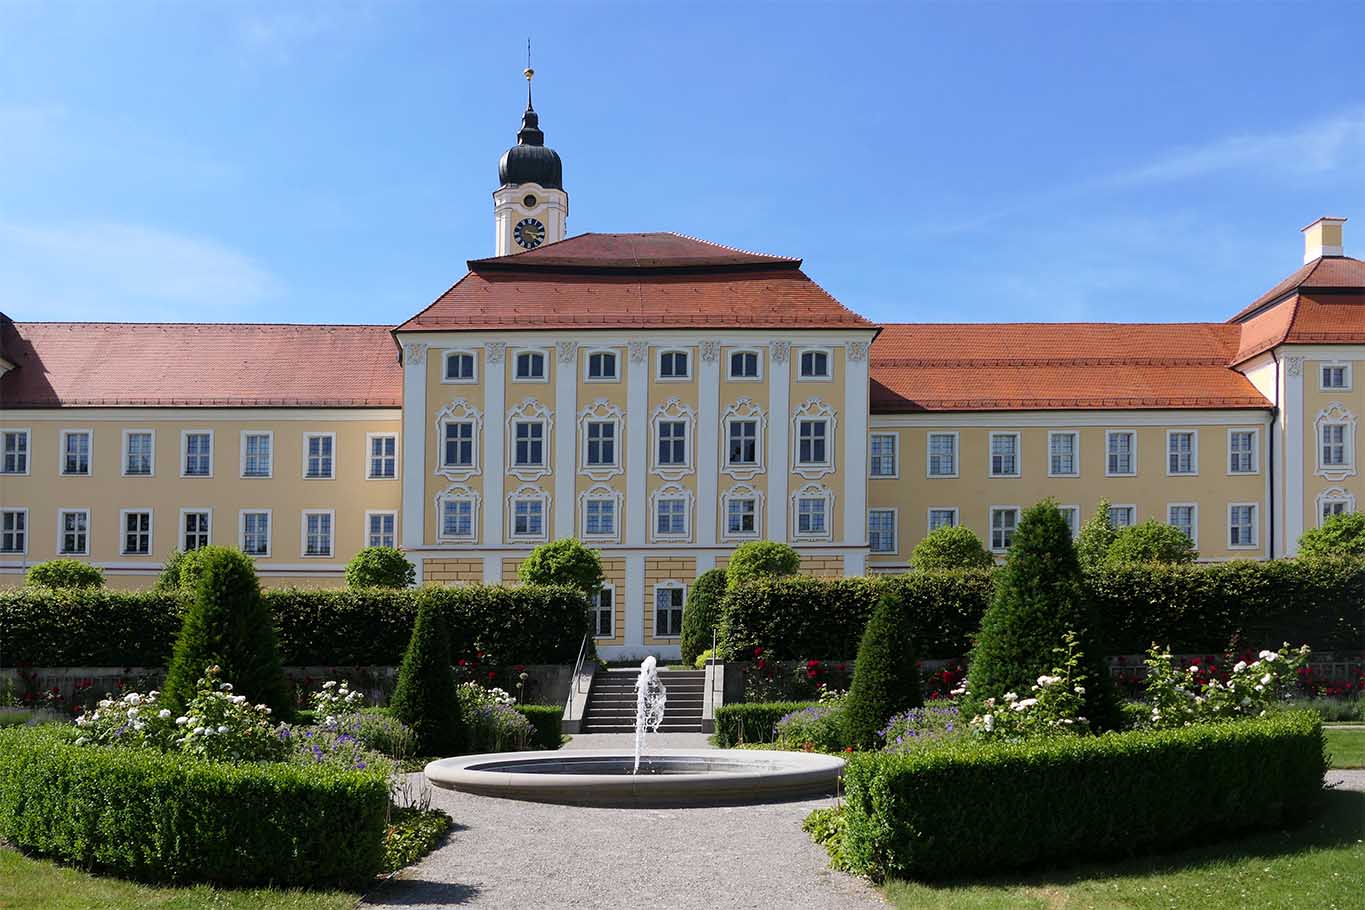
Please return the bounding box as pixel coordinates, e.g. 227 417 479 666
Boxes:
880 321 1233 329
16 321 395 329
870 356 1235 367
664 231 799 262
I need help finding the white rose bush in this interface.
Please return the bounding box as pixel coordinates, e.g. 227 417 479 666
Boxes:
1142 641 1310 729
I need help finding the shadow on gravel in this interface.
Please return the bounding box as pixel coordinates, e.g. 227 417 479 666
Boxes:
364 879 482 906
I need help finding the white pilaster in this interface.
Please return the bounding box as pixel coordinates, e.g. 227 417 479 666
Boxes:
843 341 871 548
626 342 649 546
844 550 866 576
625 553 645 650
768 342 790 541
400 343 427 549
1283 355 1305 555
697 343 721 546
483 345 506 544
482 554 501 584
554 345 577 539
695 552 716 574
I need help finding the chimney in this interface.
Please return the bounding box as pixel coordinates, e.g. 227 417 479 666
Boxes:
1302 216 1346 263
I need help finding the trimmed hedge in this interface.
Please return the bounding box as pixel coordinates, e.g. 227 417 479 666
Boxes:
1 584 590 668
516 704 563 749
713 701 817 746
836 710 1326 881
0 725 389 887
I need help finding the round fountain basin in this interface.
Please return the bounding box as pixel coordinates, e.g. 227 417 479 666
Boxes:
424 748 845 807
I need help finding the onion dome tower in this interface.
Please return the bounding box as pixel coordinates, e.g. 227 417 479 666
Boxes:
493 60 568 256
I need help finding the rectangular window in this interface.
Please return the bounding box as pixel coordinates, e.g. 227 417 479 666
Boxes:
242 432 272 477
0 510 27 554
367 511 397 548
728 350 760 380
1168 504 1196 542
1057 506 1079 537
1168 431 1196 475
122 510 151 556
797 497 827 536
797 419 828 465
927 508 957 531
870 433 897 477
1321 364 1350 389
441 499 475 540
868 509 896 553
304 433 334 479
241 511 270 556
927 433 957 477
60 509 90 555
1048 432 1077 476
990 507 1018 552
124 431 154 476
1 430 29 475
1229 504 1257 548
657 421 687 466
512 499 545 538
182 511 210 550
1229 430 1257 474
1321 498 1352 525
726 497 757 536
303 511 333 557
368 434 397 479
183 432 212 477
514 421 545 467
593 586 615 638
61 430 91 475
586 422 616 466
1321 423 1348 467
1109 505 1136 528
654 586 684 638
799 350 830 379
1107 431 1136 475
727 420 758 466
658 350 689 379
655 498 687 537
444 351 476 382
584 499 616 537
989 433 1019 477
515 351 546 380
443 421 475 468
587 351 617 380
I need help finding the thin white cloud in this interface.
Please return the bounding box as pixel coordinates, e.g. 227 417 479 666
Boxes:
0 220 280 322
235 2 380 65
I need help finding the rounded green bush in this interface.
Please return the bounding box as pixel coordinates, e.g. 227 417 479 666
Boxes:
160 546 294 721
1075 499 1117 572
680 567 728 664
910 526 994 571
843 592 922 749
726 541 801 590
518 538 604 596
24 559 103 590
390 590 464 756
1105 520 1197 565
345 546 416 589
154 548 207 592
1297 512 1365 559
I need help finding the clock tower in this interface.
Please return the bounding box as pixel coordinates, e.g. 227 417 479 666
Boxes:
494 66 567 256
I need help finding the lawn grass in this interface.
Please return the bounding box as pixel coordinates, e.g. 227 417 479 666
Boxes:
885 788 1365 910
1326 726 1365 769
0 847 360 910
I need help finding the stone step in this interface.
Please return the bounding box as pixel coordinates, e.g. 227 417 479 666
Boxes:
592 682 705 692
580 723 705 733
586 708 703 720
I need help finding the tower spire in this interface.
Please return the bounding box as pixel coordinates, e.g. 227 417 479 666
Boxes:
524 38 534 111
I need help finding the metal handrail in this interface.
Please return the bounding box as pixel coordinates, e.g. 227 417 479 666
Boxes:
565 633 590 717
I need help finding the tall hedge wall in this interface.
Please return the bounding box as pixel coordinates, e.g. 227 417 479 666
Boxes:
1 584 590 669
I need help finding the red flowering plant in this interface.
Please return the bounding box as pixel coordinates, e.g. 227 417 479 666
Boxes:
741 648 855 702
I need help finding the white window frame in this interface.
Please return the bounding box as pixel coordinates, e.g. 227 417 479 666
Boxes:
1166 429 1199 477
650 483 693 543
1228 502 1258 550
179 508 212 551
121 429 156 478
720 483 763 542
583 348 620 383
59 428 93 476
797 347 833 381
0 508 29 555
0 428 31 476
302 431 336 480
441 349 478 384
1056 504 1081 539
868 507 897 554
239 430 274 479
1315 404 1357 481
506 399 553 482
926 431 959 479
791 483 835 542
869 432 899 479
792 400 837 478
119 508 153 557
1105 430 1137 477
988 431 1021 478
656 348 692 382
650 399 696 480
989 506 1020 553
301 509 335 558
592 584 617 639
1226 427 1260 475
927 507 958 532
436 486 480 543
180 429 214 478
725 348 763 382
364 510 399 549
239 509 272 558
652 581 687 639
366 432 399 480
1047 431 1079 478
1316 488 1356 526
507 489 550 543
579 485 621 543
1108 504 1138 528
1320 362 1352 391
1167 502 1198 546
583 420 620 470
58 508 91 556
513 349 549 383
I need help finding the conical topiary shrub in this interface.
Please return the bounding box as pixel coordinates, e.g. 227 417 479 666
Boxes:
965 501 1118 729
842 591 922 750
680 567 728 665
161 546 294 721
390 590 464 756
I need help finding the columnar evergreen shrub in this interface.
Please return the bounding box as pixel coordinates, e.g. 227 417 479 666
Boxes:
1105 519 1198 565
1297 512 1365 559
390 591 464 756
910 526 994 571
965 502 1118 729
680 567 728 664
518 538 604 596
345 546 416 589
1075 498 1116 572
160 547 293 721
725 540 801 590
843 593 922 749
24 559 103 590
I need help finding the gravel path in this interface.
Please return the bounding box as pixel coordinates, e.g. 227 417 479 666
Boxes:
1328 769 1364 791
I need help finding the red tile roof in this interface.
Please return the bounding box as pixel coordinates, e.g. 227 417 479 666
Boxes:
1228 256 1365 322
0 321 402 408
396 232 873 332
1227 256 1365 363
870 323 1271 413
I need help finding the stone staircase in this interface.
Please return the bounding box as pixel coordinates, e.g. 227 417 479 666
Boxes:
580 668 706 733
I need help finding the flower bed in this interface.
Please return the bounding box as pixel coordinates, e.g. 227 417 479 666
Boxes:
713 701 819 746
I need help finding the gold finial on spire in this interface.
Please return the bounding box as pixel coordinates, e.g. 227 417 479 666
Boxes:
524 38 534 108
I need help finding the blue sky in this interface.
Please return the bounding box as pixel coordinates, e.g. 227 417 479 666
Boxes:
2 1 1363 326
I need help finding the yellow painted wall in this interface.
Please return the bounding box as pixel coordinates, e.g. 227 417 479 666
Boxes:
789 345 845 542
1301 359 1364 534
425 345 486 546
643 555 694 646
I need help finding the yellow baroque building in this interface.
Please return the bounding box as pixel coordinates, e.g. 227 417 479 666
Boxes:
2 96 1363 658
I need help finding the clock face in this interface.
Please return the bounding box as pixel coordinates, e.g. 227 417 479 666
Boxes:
514 217 546 250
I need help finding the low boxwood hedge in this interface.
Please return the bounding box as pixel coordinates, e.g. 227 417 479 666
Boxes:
713 701 817 746
0 725 390 887
835 709 1327 881
516 704 563 749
